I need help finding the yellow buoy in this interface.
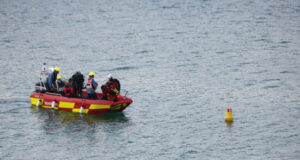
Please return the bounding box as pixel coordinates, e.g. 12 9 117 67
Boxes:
225 108 234 122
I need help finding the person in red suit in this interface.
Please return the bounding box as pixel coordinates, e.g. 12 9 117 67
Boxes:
101 74 120 101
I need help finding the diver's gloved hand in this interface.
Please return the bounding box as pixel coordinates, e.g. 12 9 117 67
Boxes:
113 89 119 94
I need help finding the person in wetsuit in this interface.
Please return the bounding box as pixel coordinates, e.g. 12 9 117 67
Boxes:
71 71 84 97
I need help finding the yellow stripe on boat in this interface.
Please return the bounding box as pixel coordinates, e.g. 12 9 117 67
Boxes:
72 108 89 113
30 98 43 105
89 104 110 109
59 101 75 109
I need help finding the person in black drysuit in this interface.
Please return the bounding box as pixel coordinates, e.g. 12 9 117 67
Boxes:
71 71 84 98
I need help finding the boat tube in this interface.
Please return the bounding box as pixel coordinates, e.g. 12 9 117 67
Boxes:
30 91 133 114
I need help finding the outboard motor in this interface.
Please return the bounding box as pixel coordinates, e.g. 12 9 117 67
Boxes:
35 82 46 93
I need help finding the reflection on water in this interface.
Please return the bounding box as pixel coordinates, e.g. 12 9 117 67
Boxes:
225 121 233 129
30 105 131 136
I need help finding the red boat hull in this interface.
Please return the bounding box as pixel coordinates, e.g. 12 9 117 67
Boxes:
30 92 132 114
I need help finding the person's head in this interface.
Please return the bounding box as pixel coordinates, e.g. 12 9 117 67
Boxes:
68 78 72 83
107 74 113 80
57 75 61 80
54 67 60 74
89 72 95 78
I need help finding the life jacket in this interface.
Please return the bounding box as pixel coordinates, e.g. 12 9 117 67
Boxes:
86 78 96 91
64 84 74 96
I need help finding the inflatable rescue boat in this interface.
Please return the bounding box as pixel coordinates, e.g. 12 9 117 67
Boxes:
30 91 133 114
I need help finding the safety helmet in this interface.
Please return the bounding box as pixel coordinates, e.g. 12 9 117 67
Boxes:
89 72 95 76
107 74 113 79
54 67 60 72
57 75 61 79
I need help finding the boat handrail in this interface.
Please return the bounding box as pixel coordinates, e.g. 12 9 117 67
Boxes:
45 92 63 96
122 89 128 97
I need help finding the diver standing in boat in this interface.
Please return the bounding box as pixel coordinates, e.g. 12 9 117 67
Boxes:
45 67 60 92
86 72 98 99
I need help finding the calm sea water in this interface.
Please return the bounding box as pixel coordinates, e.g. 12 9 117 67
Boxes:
0 0 299 159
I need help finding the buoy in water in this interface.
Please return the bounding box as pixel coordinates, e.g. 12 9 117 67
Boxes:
225 108 234 122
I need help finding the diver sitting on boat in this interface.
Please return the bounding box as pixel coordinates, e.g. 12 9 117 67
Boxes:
101 74 120 101
63 78 74 97
71 71 84 98
45 67 60 92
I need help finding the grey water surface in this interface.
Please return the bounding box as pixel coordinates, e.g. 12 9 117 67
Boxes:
0 0 299 159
